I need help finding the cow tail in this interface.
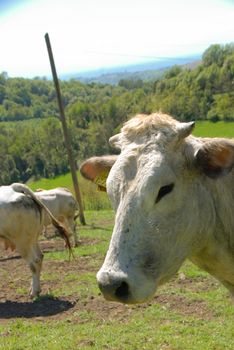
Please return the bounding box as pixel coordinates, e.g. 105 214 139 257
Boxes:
11 183 72 255
50 216 73 254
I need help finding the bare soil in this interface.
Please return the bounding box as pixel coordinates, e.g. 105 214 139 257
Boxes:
0 239 217 323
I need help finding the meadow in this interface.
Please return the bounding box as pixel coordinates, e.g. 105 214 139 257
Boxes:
0 211 233 350
192 120 234 138
0 121 233 350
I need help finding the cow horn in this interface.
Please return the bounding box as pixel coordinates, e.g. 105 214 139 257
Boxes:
177 121 195 140
109 133 122 149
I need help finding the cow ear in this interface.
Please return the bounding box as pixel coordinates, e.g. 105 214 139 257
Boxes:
80 156 118 191
195 139 234 178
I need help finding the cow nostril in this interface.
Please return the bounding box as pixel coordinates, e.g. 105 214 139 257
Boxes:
115 281 129 299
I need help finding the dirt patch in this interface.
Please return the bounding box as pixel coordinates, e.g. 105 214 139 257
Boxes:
154 294 214 320
0 240 217 323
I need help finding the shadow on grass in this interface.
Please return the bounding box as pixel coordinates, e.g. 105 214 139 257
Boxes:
88 224 112 232
0 295 75 319
0 255 21 262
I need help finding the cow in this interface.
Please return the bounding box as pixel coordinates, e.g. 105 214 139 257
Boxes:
0 183 71 298
80 112 234 304
35 187 79 246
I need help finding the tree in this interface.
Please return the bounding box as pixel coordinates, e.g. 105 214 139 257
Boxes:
207 93 234 121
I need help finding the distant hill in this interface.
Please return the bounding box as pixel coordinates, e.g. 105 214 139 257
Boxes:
2 43 234 186
61 54 202 85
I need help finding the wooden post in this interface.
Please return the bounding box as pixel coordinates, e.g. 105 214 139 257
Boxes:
45 33 86 225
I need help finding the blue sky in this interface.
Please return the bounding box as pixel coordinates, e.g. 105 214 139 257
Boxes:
1 0 234 78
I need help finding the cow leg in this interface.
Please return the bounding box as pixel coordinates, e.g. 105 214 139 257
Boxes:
67 217 80 247
42 226 49 238
73 221 80 247
18 242 44 298
28 243 44 298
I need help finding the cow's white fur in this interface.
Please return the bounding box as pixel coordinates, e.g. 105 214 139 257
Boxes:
81 113 234 304
35 187 79 246
0 183 71 297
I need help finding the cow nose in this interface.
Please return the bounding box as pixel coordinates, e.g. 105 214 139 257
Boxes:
97 271 130 303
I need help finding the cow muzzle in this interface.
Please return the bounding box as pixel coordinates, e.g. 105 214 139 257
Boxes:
96 270 132 303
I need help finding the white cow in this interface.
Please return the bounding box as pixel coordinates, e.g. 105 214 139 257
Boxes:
0 183 71 297
80 112 234 304
35 188 79 246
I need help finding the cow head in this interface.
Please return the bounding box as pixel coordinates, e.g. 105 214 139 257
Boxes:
80 113 234 304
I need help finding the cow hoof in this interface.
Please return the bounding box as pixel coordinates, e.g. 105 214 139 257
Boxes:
29 289 41 299
74 240 82 247
29 293 40 300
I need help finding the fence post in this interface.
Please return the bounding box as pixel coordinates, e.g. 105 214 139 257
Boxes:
45 32 86 225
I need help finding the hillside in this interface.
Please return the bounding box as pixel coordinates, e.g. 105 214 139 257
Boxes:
0 43 234 185
75 67 165 85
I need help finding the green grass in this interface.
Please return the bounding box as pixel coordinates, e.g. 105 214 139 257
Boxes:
28 173 112 211
193 120 234 138
0 210 233 350
28 173 75 192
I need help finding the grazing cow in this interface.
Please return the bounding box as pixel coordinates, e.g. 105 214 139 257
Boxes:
0 183 71 297
35 188 79 246
80 112 234 304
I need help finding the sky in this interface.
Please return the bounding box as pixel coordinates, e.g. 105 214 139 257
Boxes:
1 0 234 78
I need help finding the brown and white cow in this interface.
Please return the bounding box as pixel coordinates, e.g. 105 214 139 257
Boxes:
80 112 234 304
0 183 71 297
35 187 79 246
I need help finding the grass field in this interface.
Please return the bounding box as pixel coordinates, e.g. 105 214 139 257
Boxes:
192 120 234 138
28 173 112 211
0 210 233 350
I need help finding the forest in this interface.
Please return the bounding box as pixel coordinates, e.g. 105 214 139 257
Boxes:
1 43 234 185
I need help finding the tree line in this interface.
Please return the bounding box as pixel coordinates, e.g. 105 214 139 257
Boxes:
0 43 234 185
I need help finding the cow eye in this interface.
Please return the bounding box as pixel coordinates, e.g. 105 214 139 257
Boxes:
156 183 174 203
